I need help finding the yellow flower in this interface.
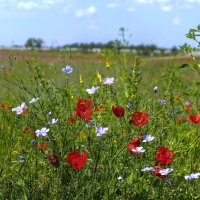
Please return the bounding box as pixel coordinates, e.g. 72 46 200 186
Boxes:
79 74 83 84
106 58 110 68
96 71 102 83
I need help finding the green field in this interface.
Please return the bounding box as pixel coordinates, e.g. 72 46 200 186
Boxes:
0 48 200 199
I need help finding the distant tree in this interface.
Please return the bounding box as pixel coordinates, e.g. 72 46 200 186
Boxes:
79 43 90 52
104 41 115 49
171 46 178 54
25 38 44 49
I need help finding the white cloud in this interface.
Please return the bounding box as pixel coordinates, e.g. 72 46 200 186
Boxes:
42 0 54 6
133 0 200 4
161 5 173 11
106 3 118 8
173 17 181 25
17 1 38 10
185 0 200 3
134 0 153 3
127 7 136 12
87 6 96 14
75 6 97 17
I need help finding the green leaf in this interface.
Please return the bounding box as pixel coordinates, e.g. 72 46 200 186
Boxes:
178 63 190 69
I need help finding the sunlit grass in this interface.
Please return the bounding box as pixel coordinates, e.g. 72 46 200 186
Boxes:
0 49 199 199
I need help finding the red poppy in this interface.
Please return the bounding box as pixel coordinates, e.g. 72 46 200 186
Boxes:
75 98 93 121
174 95 181 100
22 108 30 116
67 111 77 124
38 143 47 151
76 98 92 106
0 103 9 110
131 112 149 127
67 151 88 170
22 128 30 134
187 114 200 124
156 146 174 166
128 135 142 155
112 106 125 117
152 166 167 179
177 117 185 125
48 154 59 166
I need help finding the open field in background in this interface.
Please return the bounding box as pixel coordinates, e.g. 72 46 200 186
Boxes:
0 49 199 102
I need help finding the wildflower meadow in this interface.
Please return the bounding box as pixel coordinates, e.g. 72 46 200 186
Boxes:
0 26 200 199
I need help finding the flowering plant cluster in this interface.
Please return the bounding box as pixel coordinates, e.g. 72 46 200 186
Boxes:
0 50 200 200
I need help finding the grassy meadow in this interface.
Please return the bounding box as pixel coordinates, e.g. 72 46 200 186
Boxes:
0 48 200 199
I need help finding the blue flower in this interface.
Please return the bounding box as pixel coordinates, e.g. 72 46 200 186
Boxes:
85 124 90 128
90 120 96 125
31 139 36 146
29 97 39 104
132 146 146 153
185 101 191 106
159 168 173 175
12 102 28 115
143 134 155 142
141 167 155 172
86 86 100 94
185 173 200 181
165 179 172 184
19 156 25 163
127 103 133 109
96 126 108 137
159 99 167 104
35 127 50 137
48 118 58 124
62 65 73 73
103 77 114 85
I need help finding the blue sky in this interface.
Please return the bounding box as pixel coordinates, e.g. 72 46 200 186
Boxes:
0 0 199 48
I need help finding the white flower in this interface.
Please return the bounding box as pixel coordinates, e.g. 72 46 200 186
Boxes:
141 167 155 172
29 97 39 104
185 101 191 106
159 168 173 176
103 77 114 85
35 127 50 137
143 134 155 142
184 173 200 181
85 124 90 128
96 125 108 137
117 176 123 180
48 119 58 124
86 86 100 94
62 65 73 73
12 102 28 115
154 86 158 93
132 146 146 153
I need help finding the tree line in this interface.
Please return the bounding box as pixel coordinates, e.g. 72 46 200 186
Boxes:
24 38 178 55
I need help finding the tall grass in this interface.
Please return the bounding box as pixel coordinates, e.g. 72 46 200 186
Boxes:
0 36 200 199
